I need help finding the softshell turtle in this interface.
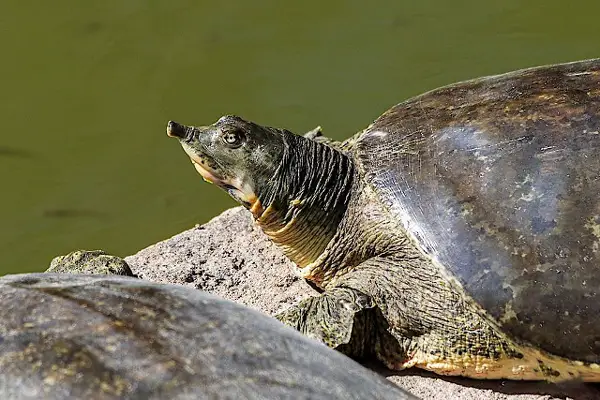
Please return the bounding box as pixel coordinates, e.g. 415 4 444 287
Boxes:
167 59 600 381
0 273 415 400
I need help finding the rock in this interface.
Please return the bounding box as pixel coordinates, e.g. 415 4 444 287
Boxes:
124 207 600 400
48 250 134 276
125 208 311 316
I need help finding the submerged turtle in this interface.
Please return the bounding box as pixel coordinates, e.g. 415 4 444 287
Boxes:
167 58 600 381
0 272 415 400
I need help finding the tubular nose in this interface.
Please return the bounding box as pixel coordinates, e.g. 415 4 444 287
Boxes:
167 121 187 138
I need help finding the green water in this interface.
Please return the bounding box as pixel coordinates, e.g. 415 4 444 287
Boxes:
1 1 598 274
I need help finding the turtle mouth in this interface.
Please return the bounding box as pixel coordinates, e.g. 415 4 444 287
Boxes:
187 154 258 208
188 155 222 185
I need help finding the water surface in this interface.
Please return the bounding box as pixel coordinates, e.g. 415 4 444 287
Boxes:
1 0 598 274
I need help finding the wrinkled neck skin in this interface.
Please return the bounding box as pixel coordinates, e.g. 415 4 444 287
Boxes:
253 133 354 268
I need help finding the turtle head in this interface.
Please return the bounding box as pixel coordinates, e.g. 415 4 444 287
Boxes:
167 115 355 274
167 116 285 211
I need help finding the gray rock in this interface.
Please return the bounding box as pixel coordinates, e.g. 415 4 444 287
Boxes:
126 207 311 316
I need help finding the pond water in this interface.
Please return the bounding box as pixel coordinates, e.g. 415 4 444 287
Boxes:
1 0 598 274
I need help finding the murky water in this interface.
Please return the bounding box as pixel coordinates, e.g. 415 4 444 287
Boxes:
1 0 599 274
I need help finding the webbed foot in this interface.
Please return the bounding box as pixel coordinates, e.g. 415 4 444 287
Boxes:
275 287 380 358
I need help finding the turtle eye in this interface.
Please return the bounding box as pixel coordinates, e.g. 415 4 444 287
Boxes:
221 129 246 148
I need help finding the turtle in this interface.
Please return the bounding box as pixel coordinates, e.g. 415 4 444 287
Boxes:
0 272 416 400
166 58 600 382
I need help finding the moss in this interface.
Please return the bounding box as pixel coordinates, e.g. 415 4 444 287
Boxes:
46 250 134 276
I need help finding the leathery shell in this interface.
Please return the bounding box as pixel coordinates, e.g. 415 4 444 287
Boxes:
355 59 600 362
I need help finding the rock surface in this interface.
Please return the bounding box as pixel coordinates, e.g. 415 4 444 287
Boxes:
48 250 134 276
125 207 600 400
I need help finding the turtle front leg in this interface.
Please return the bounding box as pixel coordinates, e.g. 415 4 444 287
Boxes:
315 256 547 380
275 286 406 363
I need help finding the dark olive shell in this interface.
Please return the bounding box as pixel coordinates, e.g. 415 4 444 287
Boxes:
0 273 414 400
355 59 600 362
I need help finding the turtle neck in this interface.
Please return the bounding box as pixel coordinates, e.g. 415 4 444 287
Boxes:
253 132 354 268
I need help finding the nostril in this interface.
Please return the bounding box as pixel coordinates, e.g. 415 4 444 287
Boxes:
167 121 186 138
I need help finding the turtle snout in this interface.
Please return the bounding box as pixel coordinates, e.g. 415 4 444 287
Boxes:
167 121 189 139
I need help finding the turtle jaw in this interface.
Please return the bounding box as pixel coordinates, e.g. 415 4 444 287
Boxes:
185 149 260 210
188 154 221 185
